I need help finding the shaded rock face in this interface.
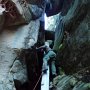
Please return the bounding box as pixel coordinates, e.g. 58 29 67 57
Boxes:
53 14 64 51
0 0 44 90
27 0 72 16
55 0 90 75
45 30 55 41
24 49 41 90
45 0 73 16
45 0 64 16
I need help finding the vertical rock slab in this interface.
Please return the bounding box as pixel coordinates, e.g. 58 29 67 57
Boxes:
0 19 40 90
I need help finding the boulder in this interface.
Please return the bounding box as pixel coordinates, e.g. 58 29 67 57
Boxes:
10 60 27 84
0 0 32 26
53 1 90 89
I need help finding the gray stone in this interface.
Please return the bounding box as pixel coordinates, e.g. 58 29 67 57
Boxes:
4 0 32 26
45 0 72 16
29 4 43 19
0 19 40 89
10 60 27 84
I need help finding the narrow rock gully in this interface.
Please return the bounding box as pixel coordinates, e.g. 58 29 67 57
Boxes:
0 0 90 90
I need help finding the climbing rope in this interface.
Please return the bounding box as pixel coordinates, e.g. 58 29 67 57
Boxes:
33 72 43 90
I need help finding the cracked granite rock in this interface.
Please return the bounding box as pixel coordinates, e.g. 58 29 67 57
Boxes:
0 19 40 90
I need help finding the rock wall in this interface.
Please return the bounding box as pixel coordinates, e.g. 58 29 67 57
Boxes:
0 0 44 89
45 0 72 16
52 0 90 89
55 0 90 74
